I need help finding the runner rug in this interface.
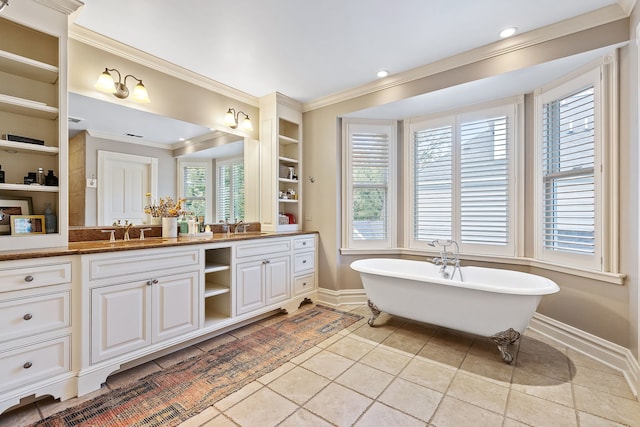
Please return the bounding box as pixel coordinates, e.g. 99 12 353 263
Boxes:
33 305 362 427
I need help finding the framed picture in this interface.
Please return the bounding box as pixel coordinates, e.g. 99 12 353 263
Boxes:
0 196 33 235
11 215 45 235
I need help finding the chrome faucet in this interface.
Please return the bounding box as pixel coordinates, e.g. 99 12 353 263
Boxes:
427 239 463 281
234 219 247 233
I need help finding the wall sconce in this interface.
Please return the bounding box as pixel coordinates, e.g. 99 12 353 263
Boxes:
94 68 150 103
224 108 253 131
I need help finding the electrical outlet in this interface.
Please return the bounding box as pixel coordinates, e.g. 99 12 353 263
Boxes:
86 178 96 188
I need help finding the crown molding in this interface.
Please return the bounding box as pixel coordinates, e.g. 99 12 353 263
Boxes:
33 0 84 15
68 24 259 107
617 0 636 15
303 4 629 112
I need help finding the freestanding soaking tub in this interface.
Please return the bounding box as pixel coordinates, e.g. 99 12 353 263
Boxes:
350 258 559 363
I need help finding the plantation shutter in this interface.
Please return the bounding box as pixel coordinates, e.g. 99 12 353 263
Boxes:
182 165 207 217
351 131 389 241
216 160 245 222
413 126 453 240
459 116 509 245
542 86 595 254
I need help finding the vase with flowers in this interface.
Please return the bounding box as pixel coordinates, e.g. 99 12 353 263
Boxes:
145 195 187 237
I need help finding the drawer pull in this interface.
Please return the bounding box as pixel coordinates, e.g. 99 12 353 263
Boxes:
23 313 33 321
262 260 271 264
302 242 307 246
24 275 34 283
23 362 33 369
146 279 159 286
302 260 307 264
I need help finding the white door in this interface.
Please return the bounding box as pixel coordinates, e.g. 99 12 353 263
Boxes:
98 151 158 225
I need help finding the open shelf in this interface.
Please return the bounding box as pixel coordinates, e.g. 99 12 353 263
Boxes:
204 263 230 274
204 282 230 298
278 156 298 164
0 139 58 155
278 134 298 145
0 94 58 119
0 50 58 83
0 183 59 192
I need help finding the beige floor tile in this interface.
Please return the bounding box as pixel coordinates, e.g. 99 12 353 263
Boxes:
202 414 238 427
429 329 475 353
359 346 411 375
459 353 514 386
225 387 297 426
194 333 238 352
566 349 623 376
214 381 262 411
268 366 330 405
502 418 533 427
378 378 443 422
578 411 629 427
154 345 204 368
573 384 640 427
315 332 344 349
325 335 376 360
381 331 427 355
37 387 110 418
355 402 425 427
520 330 567 354
0 402 41 426
290 345 322 365
301 350 355 380
279 408 334 426
431 396 504 427
178 406 220 427
506 390 578 427
417 342 467 368
105 360 163 389
571 364 635 400
256 361 296 385
305 382 372 427
446 372 509 414
511 367 574 407
398 358 456 393
335 362 395 399
514 348 571 383
351 323 396 343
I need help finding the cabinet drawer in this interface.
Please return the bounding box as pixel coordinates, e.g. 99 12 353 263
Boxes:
293 236 315 251
294 252 315 273
89 248 199 281
0 262 71 293
294 273 315 296
236 239 291 258
0 291 70 343
0 335 71 393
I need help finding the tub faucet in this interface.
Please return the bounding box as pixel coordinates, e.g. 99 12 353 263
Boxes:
427 239 463 281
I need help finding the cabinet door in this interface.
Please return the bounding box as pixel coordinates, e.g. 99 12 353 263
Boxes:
265 255 290 306
91 280 151 364
236 261 265 315
152 271 199 343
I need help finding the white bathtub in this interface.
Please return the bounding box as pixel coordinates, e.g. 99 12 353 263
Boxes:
350 258 559 363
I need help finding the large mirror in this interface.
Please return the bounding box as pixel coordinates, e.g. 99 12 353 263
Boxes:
68 93 256 227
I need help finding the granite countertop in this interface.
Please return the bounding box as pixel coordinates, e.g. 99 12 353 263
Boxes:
0 231 317 262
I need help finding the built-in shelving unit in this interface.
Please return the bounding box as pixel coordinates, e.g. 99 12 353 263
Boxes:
0 10 69 250
203 246 232 328
259 93 303 232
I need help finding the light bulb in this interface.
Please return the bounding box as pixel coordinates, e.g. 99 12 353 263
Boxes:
95 69 116 93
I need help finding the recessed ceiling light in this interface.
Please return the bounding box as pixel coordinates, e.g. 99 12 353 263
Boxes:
499 27 517 38
179 137 185 142
377 70 389 78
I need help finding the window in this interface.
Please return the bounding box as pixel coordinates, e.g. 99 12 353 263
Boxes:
216 158 244 223
534 65 613 271
342 119 397 249
409 102 518 256
177 160 211 221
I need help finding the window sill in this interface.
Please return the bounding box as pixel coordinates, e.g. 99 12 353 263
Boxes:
341 247 626 285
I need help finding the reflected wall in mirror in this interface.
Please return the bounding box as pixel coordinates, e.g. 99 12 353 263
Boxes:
68 93 258 226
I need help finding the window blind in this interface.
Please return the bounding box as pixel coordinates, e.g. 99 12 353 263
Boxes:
216 160 245 222
182 165 207 217
413 126 453 241
542 87 595 254
351 131 389 241
460 116 509 245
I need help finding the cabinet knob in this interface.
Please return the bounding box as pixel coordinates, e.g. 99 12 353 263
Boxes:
23 362 33 369
303 242 307 246
302 282 307 287
302 260 307 264
23 313 33 321
146 279 159 286
24 275 34 283
263 260 270 264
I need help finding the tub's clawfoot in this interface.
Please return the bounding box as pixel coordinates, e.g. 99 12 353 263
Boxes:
367 299 381 326
490 328 521 364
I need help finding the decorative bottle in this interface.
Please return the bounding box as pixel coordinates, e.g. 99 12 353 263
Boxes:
44 203 57 233
45 170 58 186
0 165 4 183
36 167 45 185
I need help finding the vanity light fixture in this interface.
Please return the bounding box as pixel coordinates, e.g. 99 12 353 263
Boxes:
94 68 151 103
499 27 517 38
224 108 253 131
0 0 9 13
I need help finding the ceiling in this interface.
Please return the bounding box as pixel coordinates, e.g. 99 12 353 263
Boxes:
68 0 628 146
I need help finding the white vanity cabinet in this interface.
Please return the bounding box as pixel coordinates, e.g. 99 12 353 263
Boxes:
293 235 317 296
0 256 75 415
80 247 200 365
235 238 291 315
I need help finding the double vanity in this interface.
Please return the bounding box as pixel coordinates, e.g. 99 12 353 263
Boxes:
0 231 317 414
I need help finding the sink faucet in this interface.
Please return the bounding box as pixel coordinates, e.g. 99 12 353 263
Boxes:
427 239 462 280
123 222 134 241
234 219 247 234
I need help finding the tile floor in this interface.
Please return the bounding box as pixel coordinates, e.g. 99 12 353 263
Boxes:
1 303 639 427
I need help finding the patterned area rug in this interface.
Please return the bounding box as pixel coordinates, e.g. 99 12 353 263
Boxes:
33 305 362 427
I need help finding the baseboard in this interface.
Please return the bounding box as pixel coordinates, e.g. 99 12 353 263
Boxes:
317 287 639 398
530 313 639 398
